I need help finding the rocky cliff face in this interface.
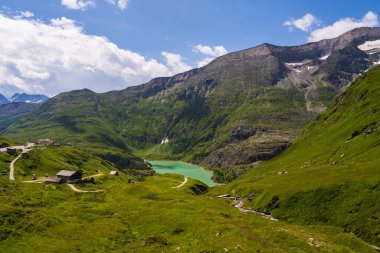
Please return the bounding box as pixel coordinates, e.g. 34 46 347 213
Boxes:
5 27 380 181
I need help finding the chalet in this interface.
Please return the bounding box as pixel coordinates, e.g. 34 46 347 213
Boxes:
6 148 17 155
110 171 119 176
56 169 82 182
37 139 54 146
44 177 63 184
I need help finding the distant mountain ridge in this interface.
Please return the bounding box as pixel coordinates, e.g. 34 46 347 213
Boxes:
5 27 380 179
0 94 9 105
0 92 48 105
0 92 48 131
9 93 48 104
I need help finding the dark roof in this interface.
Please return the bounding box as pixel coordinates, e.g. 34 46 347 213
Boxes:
45 177 63 183
56 170 79 177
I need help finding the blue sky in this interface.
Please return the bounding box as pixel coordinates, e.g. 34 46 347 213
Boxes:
0 0 379 96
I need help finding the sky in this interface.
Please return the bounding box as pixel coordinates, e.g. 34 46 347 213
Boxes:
0 0 379 97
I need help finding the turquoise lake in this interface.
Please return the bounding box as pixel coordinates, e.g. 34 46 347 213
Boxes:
150 161 220 187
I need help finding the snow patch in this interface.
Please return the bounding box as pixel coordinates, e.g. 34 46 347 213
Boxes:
285 62 304 67
358 40 380 51
307 66 318 71
319 55 330 61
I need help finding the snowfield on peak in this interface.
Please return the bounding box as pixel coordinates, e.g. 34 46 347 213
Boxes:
358 40 380 51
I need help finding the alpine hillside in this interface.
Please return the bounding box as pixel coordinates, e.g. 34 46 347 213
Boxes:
4 27 380 180
216 65 380 246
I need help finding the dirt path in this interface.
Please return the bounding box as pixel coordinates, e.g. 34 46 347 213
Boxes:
7 146 31 181
9 154 22 181
67 184 109 193
22 180 43 184
217 195 278 221
172 177 188 188
370 244 380 252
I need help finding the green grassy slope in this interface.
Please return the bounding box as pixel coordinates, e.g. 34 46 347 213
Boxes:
218 66 380 245
0 173 374 252
4 90 148 170
0 137 375 252
15 146 117 180
0 114 26 132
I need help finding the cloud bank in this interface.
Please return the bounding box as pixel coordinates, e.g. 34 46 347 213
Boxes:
62 0 130 11
284 11 379 42
162 52 192 74
308 11 378 42
192 45 228 67
105 0 129 10
283 13 320 32
0 14 173 96
61 0 95 10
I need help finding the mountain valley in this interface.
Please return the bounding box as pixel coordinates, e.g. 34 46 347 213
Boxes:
1 25 380 252
4 27 380 182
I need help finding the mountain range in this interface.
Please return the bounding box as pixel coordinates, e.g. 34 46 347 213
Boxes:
9 93 49 104
4 27 380 180
0 93 49 132
1 26 380 250
0 93 48 105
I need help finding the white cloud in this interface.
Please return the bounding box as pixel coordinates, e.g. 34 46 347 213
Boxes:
193 45 227 57
196 57 215 68
105 0 129 10
283 13 320 32
61 0 95 10
192 45 227 67
0 13 174 96
117 0 128 10
51 17 82 31
308 11 378 42
162 52 192 74
20 11 34 18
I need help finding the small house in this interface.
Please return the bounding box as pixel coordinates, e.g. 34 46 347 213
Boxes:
6 148 17 155
37 139 54 146
56 169 82 182
110 171 119 176
44 177 63 184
